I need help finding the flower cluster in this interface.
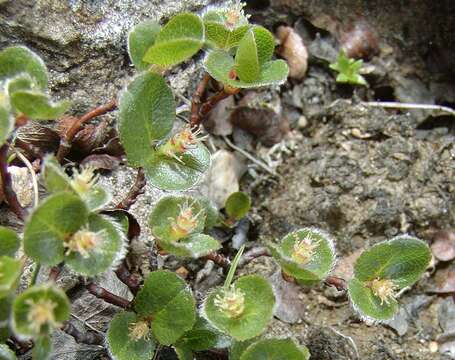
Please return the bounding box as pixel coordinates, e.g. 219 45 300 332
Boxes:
214 285 246 318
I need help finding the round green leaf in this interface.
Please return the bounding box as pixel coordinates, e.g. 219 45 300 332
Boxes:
149 195 206 242
128 20 161 71
0 226 20 257
202 275 275 341
134 270 196 345
143 13 204 67
24 192 89 266
65 214 126 276
176 316 220 351
348 277 398 321
0 106 13 146
107 311 155 360
353 235 431 288
270 228 336 285
240 338 310 360
118 72 175 167
230 338 256 360
225 192 251 221
0 344 16 360
10 91 69 120
12 284 70 338
33 336 52 360
0 257 21 299
174 346 193 360
0 296 13 342
6 74 33 94
199 198 220 229
204 50 288 89
143 142 210 191
157 233 220 259
0 46 48 90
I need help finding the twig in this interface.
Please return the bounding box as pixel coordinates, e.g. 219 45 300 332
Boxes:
324 276 348 291
115 168 146 210
62 321 104 345
114 263 141 295
49 263 64 282
360 101 455 117
0 144 26 220
14 148 39 208
56 98 117 162
199 89 234 121
204 252 230 269
222 136 280 178
86 282 130 309
238 246 271 268
190 72 211 127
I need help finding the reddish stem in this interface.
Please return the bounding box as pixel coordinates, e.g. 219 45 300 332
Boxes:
115 168 146 211
190 73 211 127
238 246 271 268
205 252 231 269
324 276 348 291
198 89 234 121
0 144 26 220
48 263 64 282
114 263 141 295
56 98 117 162
86 282 130 309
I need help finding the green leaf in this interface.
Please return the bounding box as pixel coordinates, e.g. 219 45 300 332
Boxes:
10 91 70 120
33 336 52 360
176 316 220 351
12 284 70 338
118 72 175 167
143 13 204 67
251 26 275 66
329 51 367 86
24 192 89 266
6 74 34 94
204 50 288 89
0 105 13 146
230 338 257 360
239 338 310 360
0 257 21 299
143 142 210 191
134 270 196 345
42 156 111 211
269 228 336 285
353 235 431 288
0 296 13 342
157 233 220 259
202 275 275 341
0 46 48 90
128 20 161 71
174 346 193 360
204 22 230 48
0 226 20 257
199 198 220 229
348 277 398 321
65 214 126 276
0 344 16 360
225 192 251 221
235 30 260 82
149 195 206 242
107 311 155 360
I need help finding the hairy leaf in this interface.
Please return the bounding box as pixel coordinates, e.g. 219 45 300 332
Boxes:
12 284 70 338
128 20 161 71
143 13 204 67
269 228 336 285
33 336 52 360
134 270 196 345
225 192 251 221
240 338 310 360
203 275 275 341
157 233 220 259
176 316 221 351
348 277 398 321
118 72 175 166
353 235 431 288
204 50 288 88
107 311 155 360
329 51 367 86
143 142 210 191
65 214 126 276
10 91 70 120
235 30 260 82
24 192 88 266
0 257 21 299
0 226 20 257
0 46 48 89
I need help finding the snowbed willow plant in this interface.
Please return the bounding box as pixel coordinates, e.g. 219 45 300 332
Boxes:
0 3 431 360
